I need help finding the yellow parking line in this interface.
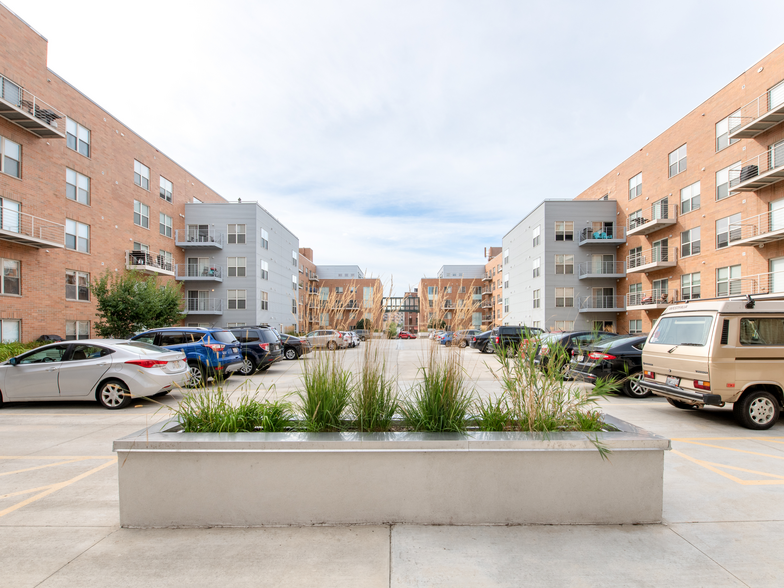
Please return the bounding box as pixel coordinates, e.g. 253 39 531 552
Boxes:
0 457 94 477
673 440 784 460
0 483 60 500
672 450 784 485
0 457 116 519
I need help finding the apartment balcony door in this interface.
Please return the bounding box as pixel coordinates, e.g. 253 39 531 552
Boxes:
771 258 784 294
652 198 669 220
187 290 209 312
187 224 210 243
591 254 614 275
0 198 20 233
187 257 210 277
770 198 784 233
652 238 669 262
770 80 784 111
592 287 614 309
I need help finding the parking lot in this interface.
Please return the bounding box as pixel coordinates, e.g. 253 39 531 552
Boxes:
1 338 783 587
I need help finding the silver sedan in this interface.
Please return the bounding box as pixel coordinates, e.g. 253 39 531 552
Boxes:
0 340 189 409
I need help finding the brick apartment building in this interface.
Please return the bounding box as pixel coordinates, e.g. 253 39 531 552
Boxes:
482 247 503 329
0 5 232 342
418 265 486 331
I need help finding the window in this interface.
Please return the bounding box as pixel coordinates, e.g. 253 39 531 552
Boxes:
555 287 574 308
533 289 540 308
159 250 173 271
260 260 269 280
364 286 373 308
628 283 642 306
681 273 701 301
504 248 510 264
681 227 700 257
1 258 20 295
65 169 90 205
532 257 540 278
159 213 172 237
159 176 173 202
716 110 740 151
504 273 509 289
504 298 509 313
717 265 742 297
532 226 541 247
716 213 742 249
0 319 20 342
555 221 574 241
668 144 687 177
459 286 466 294
444 286 452 294
228 257 246 277
319 287 329 301
628 172 642 199
133 201 149 229
629 320 642 334
260 291 268 310
260 229 269 249
133 160 149 190
0 135 20 178
680 181 700 214
292 275 297 291
65 270 89 301
716 162 740 201
65 320 90 340
740 318 784 346
134 242 149 253
628 209 642 229
66 118 90 157
628 246 642 269
292 299 297 314
292 250 298 267
227 322 246 328
228 289 247 309
336 287 344 294
320 313 329 326
554 321 574 331
555 254 574 274
228 224 246 244
65 219 89 252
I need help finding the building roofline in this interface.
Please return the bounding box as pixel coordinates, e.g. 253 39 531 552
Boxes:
183 200 297 239
0 1 47 41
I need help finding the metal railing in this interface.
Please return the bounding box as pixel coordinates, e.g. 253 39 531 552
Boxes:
728 86 784 134
726 209 784 242
174 264 223 279
126 250 174 272
715 270 784 297
0 74 64 130
0 206 64 245
184 298 223 313
627 247 678 269
577 295 626 311
175 228 224 246
729 145 784 188
579 226 626 242
482 273 492 280
481 301 493 308
627 289 679 307
482 315 493 322
578 261 625 277
627 204 678 231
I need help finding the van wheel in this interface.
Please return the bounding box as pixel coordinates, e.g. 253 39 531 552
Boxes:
624 374 650 398
734 391 780 430
667 398 698 410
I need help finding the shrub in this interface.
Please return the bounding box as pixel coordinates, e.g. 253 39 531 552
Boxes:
297 352 353 431
173 388 294 433
0 341 45 362
351 345 398 432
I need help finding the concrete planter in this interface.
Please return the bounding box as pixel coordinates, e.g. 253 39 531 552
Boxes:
113 416 669 528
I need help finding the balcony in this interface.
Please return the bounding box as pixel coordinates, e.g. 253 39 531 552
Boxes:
174 264 223 281
578 261 626 279
481 301 493 309
482 273 492 281
728 146 784 192
728 88 784 140
713 270 784 298
308 273 320 281
126 251 175 276
183 298 223 315
627 204 678 237
723 210 784 247
482 315 493 323
482 288 492 296
174 229 223 249
577 295 626 313
0 74 65 138
626 247 677 274
0 207 64 248
626 290 678 311
578 226 626 246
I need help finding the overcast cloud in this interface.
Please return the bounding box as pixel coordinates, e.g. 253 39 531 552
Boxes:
11 0 784 294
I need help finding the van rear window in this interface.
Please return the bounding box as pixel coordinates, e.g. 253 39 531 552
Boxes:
649 315 713 346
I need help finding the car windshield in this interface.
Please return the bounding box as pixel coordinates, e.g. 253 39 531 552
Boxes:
115 341 169 355
212 331 239 344
649 315 714 346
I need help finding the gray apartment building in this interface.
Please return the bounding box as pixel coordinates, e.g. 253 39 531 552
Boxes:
502 199 627 332
175 202 300 332
315 265 365 280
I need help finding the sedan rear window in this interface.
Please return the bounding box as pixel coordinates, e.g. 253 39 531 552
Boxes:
212 330 239 344
115 341 167 354
649 315 714 346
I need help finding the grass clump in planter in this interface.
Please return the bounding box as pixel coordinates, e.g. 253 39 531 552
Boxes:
475 393 512 432
297 350 353 432
351 344 398 432
173 387 294 433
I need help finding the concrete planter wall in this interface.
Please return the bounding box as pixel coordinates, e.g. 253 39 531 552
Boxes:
114 416 669 528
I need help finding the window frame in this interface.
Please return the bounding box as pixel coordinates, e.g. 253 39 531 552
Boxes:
65 320 90 340
227 257 247 277
716 265 742 297
680 180 700 214
554 254 574 275
533 289 540 308
554 221 574 241
555 287 574 308
668 144 687 178
133 160 150 190
227 289 247 310
260 260 269 280
680 227 701 258
681 272 701 301
1 258 20 296
159 176 173 202
260 290 269 310
65 269 90 301
65 219 90 253
716 110 740 151
0 135 21 179
159 212 172 238
228 224 246 244
65 118 90 157
716 161 741 201
133 200 150 229
628 172 642 200
716 213 742 249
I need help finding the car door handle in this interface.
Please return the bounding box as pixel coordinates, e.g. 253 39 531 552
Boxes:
97 362 108 366
46 367 57 372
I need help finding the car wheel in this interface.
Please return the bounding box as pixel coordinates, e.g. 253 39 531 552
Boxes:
666 398 698 410
238 356 257 376
327 341 337 351
97 379 132 409
734 390 780 430
458 340 467 348
285 348 298 360
623 374 650 398
186 362 207 388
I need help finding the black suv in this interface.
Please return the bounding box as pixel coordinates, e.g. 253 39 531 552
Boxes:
229 326 284 375
277 332 313 360
491 325 546 356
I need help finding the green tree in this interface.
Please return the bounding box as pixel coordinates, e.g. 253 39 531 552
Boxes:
428 318 447 330
91 270 184 338
387 321 398 339
355 318 372 330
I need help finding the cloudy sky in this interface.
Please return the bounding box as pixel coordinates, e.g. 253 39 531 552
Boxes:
12 0 784 294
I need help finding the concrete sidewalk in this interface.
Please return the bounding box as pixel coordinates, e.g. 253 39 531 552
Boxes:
1 340 783 587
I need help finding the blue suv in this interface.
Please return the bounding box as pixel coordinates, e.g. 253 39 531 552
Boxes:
130 327 243 387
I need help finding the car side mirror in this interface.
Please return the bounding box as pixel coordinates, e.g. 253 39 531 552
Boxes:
8 357 18 366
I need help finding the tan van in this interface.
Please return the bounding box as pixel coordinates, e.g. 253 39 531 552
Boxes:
639 298 784 430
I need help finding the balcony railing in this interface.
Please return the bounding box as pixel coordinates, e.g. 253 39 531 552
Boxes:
714 270 784 298
577 261 626 278
728 146 784 192
577 295 626 312
728 86 784 140
578 226 626 245
722 209 784 247
0 74 65 138
482 273 492 281
626 247 678 273
184 298 223 314
627 204 678 236
126 250 175 276
0 206 64 248
627 290 679 310
174 264 223 280
308 273 320 281
174 229 224 248
481 301 493 308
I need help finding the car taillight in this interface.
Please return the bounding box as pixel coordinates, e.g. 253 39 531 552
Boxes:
203 343 225 351
337 333 343 338
126 359 168 368
644 370 655 379
694 380 711 390
259 343 269 351
541 345 549 355
588 352 616 360
495 336 500 344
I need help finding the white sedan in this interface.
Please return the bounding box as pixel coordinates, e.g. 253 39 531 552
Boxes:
0 340 189 409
